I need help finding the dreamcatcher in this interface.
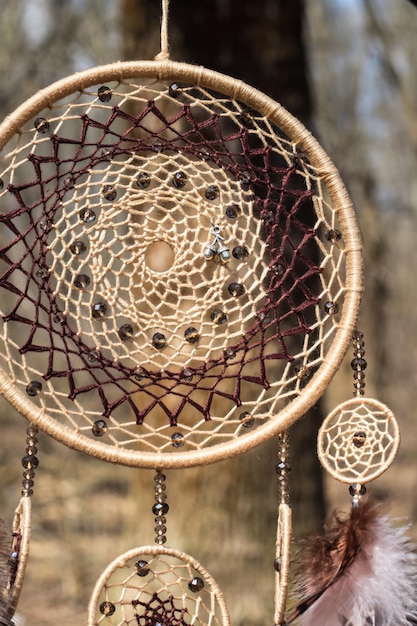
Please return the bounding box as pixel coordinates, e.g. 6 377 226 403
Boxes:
0 1 415 625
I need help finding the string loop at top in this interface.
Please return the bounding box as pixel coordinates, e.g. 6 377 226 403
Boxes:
155 0 170 61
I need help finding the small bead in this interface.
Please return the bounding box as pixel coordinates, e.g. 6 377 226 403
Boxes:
274 558 282 573
171 432 185 448
232 245 249 260
152 502 169 516
102 184 117 201
92 302 107 319
239 412 254 428
155 535 167 545
136 172 151 188
34 117 50 133
210 309 227 324
228 282 245 297
118 324 134 341
154 473 166 483
79 208 96 224
352 431 367 448
225 204 240 219
205 185 219 200
351 357 367 371
349 483 366 496
74 274 90 289
92 420 107 437
152 332 166 350
172 171 187 188
135 560 150 577
70 240 87 255
324 301 339 315
26 381 42 397
184 327 200 344
100 601 116 616
325 229 342 243
22 455 39 470
98 86 112 102
169 82 182 98
188 577 204 592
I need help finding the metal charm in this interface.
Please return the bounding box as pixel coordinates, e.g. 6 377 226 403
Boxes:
203 224 230 263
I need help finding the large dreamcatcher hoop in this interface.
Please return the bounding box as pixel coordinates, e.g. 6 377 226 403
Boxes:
0 59 362 469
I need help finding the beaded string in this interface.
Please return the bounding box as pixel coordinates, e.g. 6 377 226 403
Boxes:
350 331 367 507
274 432 292 625
152 471 169 544
21 425 39 497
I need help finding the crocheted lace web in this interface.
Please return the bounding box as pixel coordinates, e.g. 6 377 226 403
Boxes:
0 68 358 465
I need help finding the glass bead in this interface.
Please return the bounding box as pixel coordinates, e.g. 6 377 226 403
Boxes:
155 483 166 494
228 282 245 297
100 601 116 616
34 117 50 133
352 330 364 341
74 274 90 289
153 140 163 153
351 357 367 371
152 502 169 516
36 266 50 279
210 309 227 324
225 204 240 219
88 349 100 363
349 483 366 496
0 179 4 190
134 366 147 381
169 82 182 97
353 349 365 358
274 558 282 573
155 536 167 545
155 525 167 535
70 240 87 255
239 109 254 127
239 170 252 187
239 412 254 428
353 381 365 389
225 347 236 358
272 263 285 276
353 371 365 380
26 381 42 397
22 479 34 490
21 488 33 497
97 86 112 102
23 469 35 480
188 577 204 592
135 560 150 577
154 473 166 483
181 368 193 382
325 229 342 243
232 245 249 260
25 444 38 455
324 301 339 315
92 420 107 437
156 492 167 503
205 185 219 200
92 302 107 319
136 172 151 189
172 171 187 188
27 425 38 437
22 455 39 470
352 431 366 448
276 461 291 474
152 333 166 350
79 208 96 224
102 184 117 201
199 149 210 161
171 432 185 448
40 219 53 232
118 323 134 341
184 327 200 344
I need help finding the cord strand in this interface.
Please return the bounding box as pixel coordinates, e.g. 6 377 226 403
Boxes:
155 0 170 61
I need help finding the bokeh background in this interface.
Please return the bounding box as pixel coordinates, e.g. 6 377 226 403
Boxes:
1 1 417 624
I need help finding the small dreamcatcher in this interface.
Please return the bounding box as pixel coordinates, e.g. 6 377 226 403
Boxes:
0 1 414 625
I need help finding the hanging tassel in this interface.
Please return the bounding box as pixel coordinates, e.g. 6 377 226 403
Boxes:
286 499 417 626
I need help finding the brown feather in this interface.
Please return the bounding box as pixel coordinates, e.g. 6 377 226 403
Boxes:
0 520 12 619
286 499 382 624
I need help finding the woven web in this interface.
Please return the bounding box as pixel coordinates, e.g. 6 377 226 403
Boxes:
88 547 229 626
0 75 348 460
317 398 400 483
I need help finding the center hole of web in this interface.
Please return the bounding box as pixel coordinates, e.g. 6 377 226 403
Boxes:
145 240 175 273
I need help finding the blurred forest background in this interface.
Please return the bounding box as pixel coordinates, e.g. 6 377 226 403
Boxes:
1 1 417 625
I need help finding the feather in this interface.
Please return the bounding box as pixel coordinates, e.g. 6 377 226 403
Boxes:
0 520 12 622
286 500 417 626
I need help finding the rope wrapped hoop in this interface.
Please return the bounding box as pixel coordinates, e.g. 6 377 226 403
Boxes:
0 60 362 468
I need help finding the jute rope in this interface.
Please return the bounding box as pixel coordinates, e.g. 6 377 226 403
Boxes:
155 0 170 61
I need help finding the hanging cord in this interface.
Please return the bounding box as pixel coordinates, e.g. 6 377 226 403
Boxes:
155 0 170 61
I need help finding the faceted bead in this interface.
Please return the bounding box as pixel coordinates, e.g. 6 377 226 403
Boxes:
100 601 116 616
27 425 38 437
155 536 167 545
92 420 107 437
136 172 151 189
155 483 166 493
353 371 365 380
232 245 249 260
118 323 134 341
239 170 252 187
352 330 364 341
199 149 210 161
98 86 112 102
181 368 193 382
40 219 53 233
63 175 74 189
351 357 367 371
169 82 182 98
155 525 167 535
225 347 236 358
36 266 50 279
22 479 34 490
74 274 90 289
70 240 87 255
135 560 150 577
188 577 204 592
134 366 147 381
34 117 50 133
152 332 166 350
228 282 245 297
239 412 254 428
22 455 39 469
156 492 167 503
171 432 185 448
184 327 200 344
324 301 339 315
154 473 166 483
23 469 35 480
325 229 342 243
26 381 42 397
172 171 187 188
274 558 282 572
272 263 285 276
349 483 366 497
92 302 107 319
88 349 100 363
102 184 117 201
79 208 96 223
152 502 169 516
225 204 240 219
352 431 366 448
205 185 219 200
210 309 227 324
153 140 163 153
